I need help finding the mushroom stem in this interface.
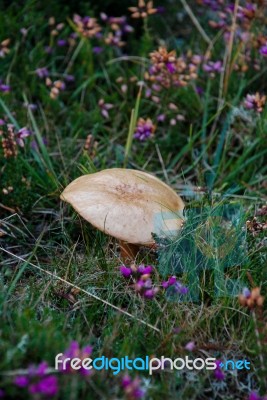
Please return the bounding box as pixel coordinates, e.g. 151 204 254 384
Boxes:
119 240 139 262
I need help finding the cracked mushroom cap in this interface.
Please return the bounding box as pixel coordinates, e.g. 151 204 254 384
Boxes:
60 168 184 246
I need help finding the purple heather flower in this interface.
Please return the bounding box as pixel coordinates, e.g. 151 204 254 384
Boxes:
120 265 132 278
121 375 145 399
61 341 93 376
122 375 132 387
29 375 58 396
166 62 176 73
162 276 188 294
0 81 10 92
143 278 153 288
15 361 58 397
184 341 195 351
0 119 5 126
64 74 75 82
134 118 155 141
137 264 153 275
57 39 68 46
260 46 267 56
14 376 29 387
143 288 158 299
151 83 161 92
16 127 32 147
93 46 103 54
168 276 177 285
214 360 225 381
203 60 223 76
145 87 151 98
157 114 165 122
135 279 145 291
35 67 49 79
244 93 266 113
98 99 113 119
0 389 4 398
156 6 165 13
242 287 251 298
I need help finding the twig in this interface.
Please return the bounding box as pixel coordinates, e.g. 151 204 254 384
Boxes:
0 203 16 213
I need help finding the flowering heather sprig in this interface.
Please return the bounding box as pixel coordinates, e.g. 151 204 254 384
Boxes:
45 78 66 99
121 375 145 399
0 38 10 58
14 361 58 397
162 276 189 295
129 0 157 19
73 14 101 39
203 60 223 77
100 14 133 34
214 360 225 381
23 102 37 111
199 1 258 31
184 341 195 351
239 287 264 309
198 1 266 73
104 32 125 48
134 118 155 141
259 45 267 57
244 93 266 113
0 124 32 157
145 47 200 89
246 217 267 236
16 127 32 147
0 124 18 158
0 80 11 93
98 99 113 119
120 264 159 299
61 341 93 376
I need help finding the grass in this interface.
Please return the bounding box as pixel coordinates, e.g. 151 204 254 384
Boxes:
0 0 267 399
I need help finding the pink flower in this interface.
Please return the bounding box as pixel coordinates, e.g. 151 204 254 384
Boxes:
162 276 188 295
61 341 93 376
134 118 155 141
120 265 132 278
121 375 145 399
29 375 58 396
214 360 225 381
98 99 113 119
14 376 29 387
16 127 32 147
14 361 58 397
184 341 195 351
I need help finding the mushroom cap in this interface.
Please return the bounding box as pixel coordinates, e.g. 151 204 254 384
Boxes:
60 168 184 245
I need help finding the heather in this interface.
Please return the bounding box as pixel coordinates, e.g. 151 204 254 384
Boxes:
0 0 267 399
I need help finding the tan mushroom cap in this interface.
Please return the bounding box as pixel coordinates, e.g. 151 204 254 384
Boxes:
60 168 184 246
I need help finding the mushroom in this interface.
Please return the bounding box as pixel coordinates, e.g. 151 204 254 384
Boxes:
60 168 184 260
